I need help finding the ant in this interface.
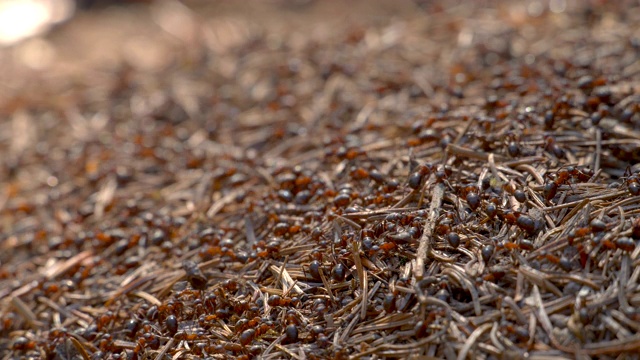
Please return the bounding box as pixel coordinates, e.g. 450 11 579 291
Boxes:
544 136 565 158
408 164 433 190
564 218 634 251
235 317 261 334
543 166 594 201
456 183 481 210
623 167 640 196
601 237 636 252
267 294 295 307
482 267 506 282
501 239 535 251
11 336 37 352
379 241 397 252
237 318 274 346
497 209 536 234
633 218 640 240
566 218 607 244
182 260 208 291
501 324 530 343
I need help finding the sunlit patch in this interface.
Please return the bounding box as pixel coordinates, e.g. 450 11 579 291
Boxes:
0 0 74 46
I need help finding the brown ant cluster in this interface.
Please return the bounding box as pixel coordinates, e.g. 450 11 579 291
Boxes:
1 0 640 359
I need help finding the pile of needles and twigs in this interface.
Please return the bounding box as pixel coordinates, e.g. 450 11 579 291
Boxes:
1 1 640 359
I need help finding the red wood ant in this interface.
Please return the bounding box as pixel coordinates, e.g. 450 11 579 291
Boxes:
497 210 537 235
623 167 640 196
544 136 565 158
408 164 433 190
267 294 295 307
543 166 594 201
565 219 634 251
458 184 480 210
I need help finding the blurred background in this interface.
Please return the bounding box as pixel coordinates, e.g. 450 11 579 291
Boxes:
0 0 426 102
0 0 629 110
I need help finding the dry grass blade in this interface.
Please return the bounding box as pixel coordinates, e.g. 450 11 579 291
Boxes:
457 324 493 360
446 144 507 163
415 183 445 281
520 266 563 297
352 313 413 335
515 164 545 185
317 264 335 303
68 337 91 360
43 251 93 280
351 239 365 306
38 296 89 328
559 198 590 225
206 187 247 218
531 285 577 354
131 291 162 306
154 338 174 360
105 273 158 306
10 296 43 329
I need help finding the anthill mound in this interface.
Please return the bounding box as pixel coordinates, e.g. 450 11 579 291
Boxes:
1 1 640 359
